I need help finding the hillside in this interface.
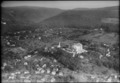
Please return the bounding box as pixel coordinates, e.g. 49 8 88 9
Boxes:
39 6 119 32
1 6 64 34
1 6 119 34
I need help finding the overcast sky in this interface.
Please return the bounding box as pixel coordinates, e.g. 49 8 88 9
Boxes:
2 1 119 10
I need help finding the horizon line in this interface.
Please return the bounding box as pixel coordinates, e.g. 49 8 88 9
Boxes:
2 5 119 10
2 1 119 10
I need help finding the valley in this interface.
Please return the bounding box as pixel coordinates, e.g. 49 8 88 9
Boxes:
1 5 119 82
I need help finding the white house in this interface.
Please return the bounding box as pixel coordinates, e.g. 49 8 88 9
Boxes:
63 43 87 57
72 43 87 54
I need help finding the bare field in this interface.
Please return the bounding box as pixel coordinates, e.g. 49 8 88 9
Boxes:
101 18 119 24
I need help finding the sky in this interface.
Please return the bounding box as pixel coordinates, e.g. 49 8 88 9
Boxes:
2 1 119 10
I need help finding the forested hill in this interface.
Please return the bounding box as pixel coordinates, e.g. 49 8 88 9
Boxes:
1 6 119 35
39 6 119 32
1 6 64 34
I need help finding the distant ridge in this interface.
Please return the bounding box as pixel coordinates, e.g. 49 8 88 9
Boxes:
73 6 119 10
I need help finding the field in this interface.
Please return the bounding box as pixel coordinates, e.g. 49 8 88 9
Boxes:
101 18 119 24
